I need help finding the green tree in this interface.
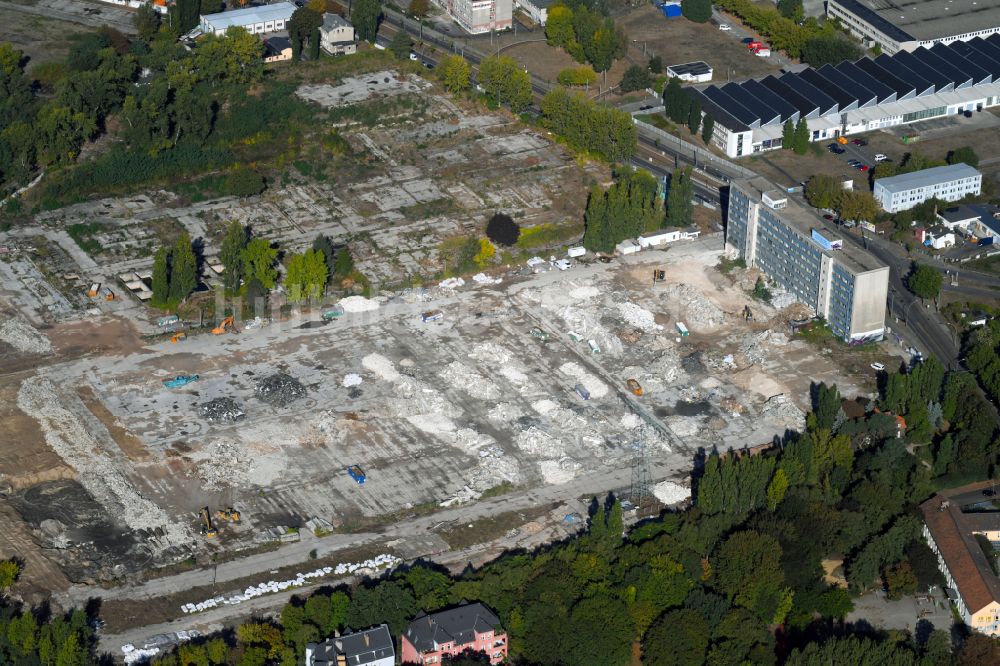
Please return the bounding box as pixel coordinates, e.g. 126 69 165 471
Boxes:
171 0 200 35
583 184 612 253
956 633 1000 666
777 0 803 21
686 98 701 135
619 64 651 92
409 0 429 16
564 595 634 665
478 56 532 112
793 117 810 154
346 581 417 635
701 114 715 144
648 55 663 73
666 167 694 228
152 246 171 306
837 190 879 223
664 76 690 124
220 221 248 295
334 246 355 278
352 0 381 42
285 248 328 302
439 55 471 93
309 27 321 61
201 0 222 14
169 232 197 302
714 530 787 622
389 28 413 60
289 8 324 61
801 35 863 67
558 66 598 87
134 2 162 41
0 559 21 590
242 238 279 289
907 264 943 300
884 560 918 599
545 5 576 50
805 173 842 209
681 0 712 23
225 167 265 198
782 118 795 150
947 145 979 168
643 608 709 666
766 467 789 510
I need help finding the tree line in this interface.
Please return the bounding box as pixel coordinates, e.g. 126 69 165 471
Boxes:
663 78 715 144
544 1 626 73
804 174 880 222
539 87 636 163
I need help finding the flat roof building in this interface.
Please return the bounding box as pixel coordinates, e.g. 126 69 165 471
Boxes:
682 37 1000 158
200 2 296 36
827 0 1000 55
873 163 981 213
667 61 713 83
728 177 889 342
921 483 1000 635
434 0 512 34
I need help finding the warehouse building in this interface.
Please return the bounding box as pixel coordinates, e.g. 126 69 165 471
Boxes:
200 2 296 36
827 0 1000 56
727 177 889 342
434 0 512 34
684 36 1000 158
873 163 982 213
666 61 713 83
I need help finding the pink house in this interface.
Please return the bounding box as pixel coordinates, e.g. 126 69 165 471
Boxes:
400 602 508 665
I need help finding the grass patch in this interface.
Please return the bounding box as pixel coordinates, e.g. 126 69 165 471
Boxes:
716 256 746 274
66 222 107 255
440 503 557 550
516 222 580 250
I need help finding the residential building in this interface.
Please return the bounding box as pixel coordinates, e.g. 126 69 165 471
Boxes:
921 483 1000 635
319 14 357 56
827 0 1000 56
873 164 981 213
263 36 293 63
200 2 296 36
401 603 508 665
666 61 713 84
681 37 1000 158
914 226 956 249
515 0 553 25
727 177 889 342
434 0 512 34
305 625 394 666
938 204 1000 242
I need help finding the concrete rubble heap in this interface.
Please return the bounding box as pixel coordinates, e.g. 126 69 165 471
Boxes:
254 373 307 407
199 397 246 423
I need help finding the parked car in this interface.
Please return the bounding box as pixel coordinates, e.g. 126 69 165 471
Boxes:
554 259 571 271
830 146 845 154
847 159 860 166
719 23 731 31
964 110 973 118
874 153 888 162
852 138 868 146
823 214 834 221
870 362 885 371
859 164 870 171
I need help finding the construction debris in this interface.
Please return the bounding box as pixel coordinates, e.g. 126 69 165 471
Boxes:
653 480 691 505
199 398 246 423
0 315 52 354
342 373 363 387
660 284 724 328
255 373 306 407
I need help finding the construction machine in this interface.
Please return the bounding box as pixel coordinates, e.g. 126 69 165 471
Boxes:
216 507 241 523
626 378 644 396
743 305 754 322
171 331 187 343
199 507 218 537
211 316 239 335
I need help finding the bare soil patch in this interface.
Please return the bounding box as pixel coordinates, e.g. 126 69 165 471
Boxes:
77 385 151 462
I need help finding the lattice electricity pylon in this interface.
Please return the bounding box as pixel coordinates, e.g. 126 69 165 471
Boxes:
629 440 654 506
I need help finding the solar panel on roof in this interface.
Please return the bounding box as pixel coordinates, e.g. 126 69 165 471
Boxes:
929 44 991 85
943 42 1000 80
921 46 980 87
818 64 877 107
720 83 782 126
686 89 749 132
798 68 857 110
701 86 759 127
965 38 1000 76
741 79 799 123
780 72 838 115
835 62 895 103
875 54 935 96
760 76 820 118
853 58 914 99
895 50 952 91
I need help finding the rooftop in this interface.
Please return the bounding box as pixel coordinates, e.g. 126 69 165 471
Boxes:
736 176 888 275
307 625 394 666
667 61 713 76
833 0 1000 42
404 603 503 654
921 482 1000 615
202 2 296 29
322 13 352 29
874 163 982 194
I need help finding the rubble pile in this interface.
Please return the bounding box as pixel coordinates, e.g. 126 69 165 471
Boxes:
0 316 52 354
339 295 380 313
661 284 724 328
468 445 522 491
342 373 363 387
616 302 657 331
440 361 501 401
739 332 769 366
199 397 245 423
255 373 306 407
653 480 691 505
761 394 806 430
538 458 581 484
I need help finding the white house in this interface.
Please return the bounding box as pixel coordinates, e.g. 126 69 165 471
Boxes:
616 239 641 255
319 13 356 56
873 163 982 213
200 2 296 36
666 61 713 83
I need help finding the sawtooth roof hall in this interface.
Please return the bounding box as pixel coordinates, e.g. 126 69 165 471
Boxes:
684 35 1000 158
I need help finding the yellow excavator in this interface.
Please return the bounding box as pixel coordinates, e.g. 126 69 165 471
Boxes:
215 507 241 523
211 316 239 335
199 507 218 538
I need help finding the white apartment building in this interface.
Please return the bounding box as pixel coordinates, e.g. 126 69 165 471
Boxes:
873 163 982 213
435 0 512 34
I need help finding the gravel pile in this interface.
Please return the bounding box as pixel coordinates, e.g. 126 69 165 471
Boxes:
339 295 379 313
0 316 52 354
616 302 656 331
200 397 246 423
739 332 769 366
653 481 691 505
661 284 724 328
761 394 806 430
255 373 306 407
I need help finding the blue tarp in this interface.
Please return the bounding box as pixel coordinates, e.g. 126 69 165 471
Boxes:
660 3 682 18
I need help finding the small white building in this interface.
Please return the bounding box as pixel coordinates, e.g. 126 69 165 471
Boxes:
637 229 701 248
319 13 356 56
616 239 641 255
873 163 982 213
200 2 296 36
515 0 553 25
666 61 713 83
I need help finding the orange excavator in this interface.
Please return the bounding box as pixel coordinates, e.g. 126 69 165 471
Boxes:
211 316 239 335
